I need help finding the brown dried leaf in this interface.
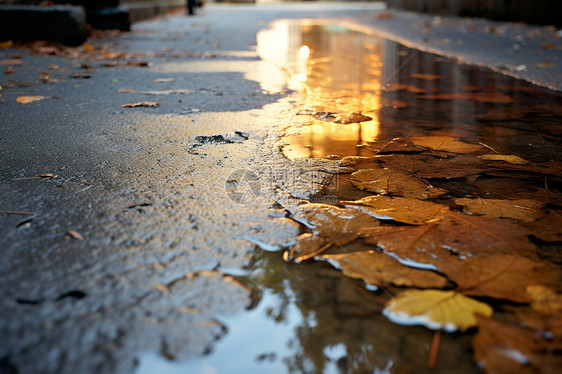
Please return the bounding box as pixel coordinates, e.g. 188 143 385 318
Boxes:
4 66 15 75
455 198 545 222
376 138 421 154
473 316 562 374
510 306 562 339
410 136 484 154
16 95 44 104
284 233 331 263
527 285 562 315
66 229 84 241
527 210 562 242
291 203 379 246
376 11 392 19
433 254 561 303
0 59 23 65
125 61 149 67
419 92 513 103
534 61 554 68
362 224 451 269
0 40 13 48
122 101 160 108
478 154 530 165
318 250 449 289
484 160 562 177
361 213 539 265
379 154 487 179
344 195 449 225
350 166 447 199
118 88 138 93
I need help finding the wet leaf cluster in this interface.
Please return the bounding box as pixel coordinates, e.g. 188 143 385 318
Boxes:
280 133 562 372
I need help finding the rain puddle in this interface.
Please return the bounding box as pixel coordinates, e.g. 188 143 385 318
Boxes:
140 20 562 374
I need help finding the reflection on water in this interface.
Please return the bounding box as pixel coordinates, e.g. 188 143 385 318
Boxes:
258 20 562 161
258 21 382 159
137 251 474 374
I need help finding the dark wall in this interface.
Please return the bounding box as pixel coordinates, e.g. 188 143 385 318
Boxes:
385 0 562 27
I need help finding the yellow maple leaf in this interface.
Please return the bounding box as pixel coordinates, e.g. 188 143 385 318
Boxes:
383 289 493 332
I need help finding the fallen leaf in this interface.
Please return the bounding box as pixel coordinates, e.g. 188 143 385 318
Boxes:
141 89 194 95
101 50 124 59
410 135 484 154
527 210 562 242
0 59 23 65
16 96 45 104
376 138 421 154
361 213 539 266
350 166 448 199
318 250 449 289
473 316 562 374
376 11 392 19
291 203 379 246
0 40 13 48
483 159 562 177
455 198 544 222
478 154 530 164
283 233 331 263
126 61 149 67
343 195 449 225
82 42 94 52
122 101 160 108
379 154 487 178
383 290 493 332
4 67 15 75
533 61 554 68
410 73 441 80
541 44 555 50
117 88 138 93
332 111 372 124
66 229 84 241
384 83 426 93
419 92 513 103
527 285 562 315
153 78 175 83
432 254 562 303
510 306 562 340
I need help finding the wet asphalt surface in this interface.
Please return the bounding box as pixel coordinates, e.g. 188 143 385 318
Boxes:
1 3 561 373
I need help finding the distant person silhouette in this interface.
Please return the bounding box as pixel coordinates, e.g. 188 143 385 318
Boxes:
187 0 195 15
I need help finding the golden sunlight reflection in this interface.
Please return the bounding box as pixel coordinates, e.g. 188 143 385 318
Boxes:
257 20 385 159
299 45 310 59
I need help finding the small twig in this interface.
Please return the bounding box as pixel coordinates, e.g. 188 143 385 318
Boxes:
478 142 500 154
12 177 41 181
427 330 442 369
0 210 35 215
535 130 545 144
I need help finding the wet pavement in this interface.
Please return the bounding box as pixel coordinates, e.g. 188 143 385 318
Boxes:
1 3 562 374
